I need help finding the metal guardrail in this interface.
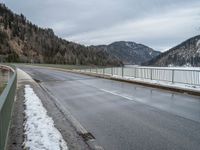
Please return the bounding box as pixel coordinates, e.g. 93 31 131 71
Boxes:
0 65 17 150
0 69 11 88
77 66 200 86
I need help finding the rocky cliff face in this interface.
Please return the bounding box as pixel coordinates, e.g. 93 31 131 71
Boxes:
0 4 122 66
144 35 200 67
92 41 160 65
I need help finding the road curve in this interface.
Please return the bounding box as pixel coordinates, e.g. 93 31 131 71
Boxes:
18 65 200 150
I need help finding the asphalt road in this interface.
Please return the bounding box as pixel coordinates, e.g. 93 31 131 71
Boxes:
19 65 200 150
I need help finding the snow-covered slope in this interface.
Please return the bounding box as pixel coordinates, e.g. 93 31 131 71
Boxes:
145 35 200 67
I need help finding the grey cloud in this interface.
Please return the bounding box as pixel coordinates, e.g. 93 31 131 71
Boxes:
2 0 200 50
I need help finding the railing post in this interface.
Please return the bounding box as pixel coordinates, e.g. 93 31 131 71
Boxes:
150 68 152 80
7 70 10 81
122 67 124 77
103 68 105 75
111 67 113 76
172 69 174 83
134 67 137 78
96 68 97 74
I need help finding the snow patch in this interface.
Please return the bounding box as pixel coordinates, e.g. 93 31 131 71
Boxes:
125 42 135 48
183 63 192 67
196 39 200 47
23 85 68 150
114 75 200 91
168 64 174 67
196 40 200 53
125 42 132 48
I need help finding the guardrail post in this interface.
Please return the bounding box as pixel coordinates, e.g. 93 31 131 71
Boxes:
111 67 113 76
8 70 10 81
96 68 97 74
134 67 137 78
150 69 153 80
122 67 124 77
172 69 175 83
90 68 91 73
103 68 105 75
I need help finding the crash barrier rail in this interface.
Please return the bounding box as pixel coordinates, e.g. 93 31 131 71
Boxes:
77 66 200 86
0 65 16 150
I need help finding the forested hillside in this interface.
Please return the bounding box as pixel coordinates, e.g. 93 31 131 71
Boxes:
0 4 122 66
144 35 200 67
92 41 160 65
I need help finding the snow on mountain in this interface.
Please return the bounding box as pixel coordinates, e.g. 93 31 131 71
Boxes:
145 35 200 67
92 41 160 65
196 39 200 54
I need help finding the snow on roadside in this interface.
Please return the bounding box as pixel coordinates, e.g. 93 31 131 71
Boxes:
112 75 200 91
129 77 200 91
23 85 68 150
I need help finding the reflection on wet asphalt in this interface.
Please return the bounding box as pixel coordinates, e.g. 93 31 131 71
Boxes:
19 65 200 150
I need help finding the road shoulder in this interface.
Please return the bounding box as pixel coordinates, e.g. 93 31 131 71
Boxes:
7 69 90 150
7 80 24 150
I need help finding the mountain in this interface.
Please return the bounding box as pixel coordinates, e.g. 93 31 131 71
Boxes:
0 4 122 66
144 35 200 67
91 41 160 65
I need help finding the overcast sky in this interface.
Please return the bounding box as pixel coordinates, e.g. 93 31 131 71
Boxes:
2 0 200 51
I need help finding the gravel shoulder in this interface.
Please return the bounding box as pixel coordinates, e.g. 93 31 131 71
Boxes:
7 81 25 150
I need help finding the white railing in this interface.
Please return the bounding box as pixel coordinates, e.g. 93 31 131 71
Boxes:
77 66 200 86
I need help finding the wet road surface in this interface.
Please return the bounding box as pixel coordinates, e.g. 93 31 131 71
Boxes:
19 65 200 150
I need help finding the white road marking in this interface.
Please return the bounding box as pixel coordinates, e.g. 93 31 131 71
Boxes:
100 89 134 101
